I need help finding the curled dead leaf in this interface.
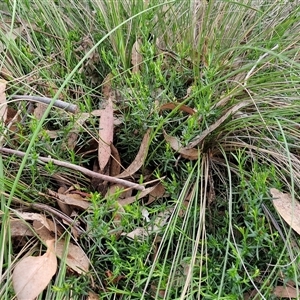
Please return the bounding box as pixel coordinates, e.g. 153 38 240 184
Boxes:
48 189 90 210
163 131 199 160
186 100 251 149
159 102 195 115
110 143 121 176
118 185 157 206
117 129 151 178
12 240 57 300
15 212 54 232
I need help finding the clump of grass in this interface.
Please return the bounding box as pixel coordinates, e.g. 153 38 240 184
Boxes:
1 0 300 299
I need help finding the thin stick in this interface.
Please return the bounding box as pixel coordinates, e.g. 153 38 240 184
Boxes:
11 95 78 113
0 147 145 191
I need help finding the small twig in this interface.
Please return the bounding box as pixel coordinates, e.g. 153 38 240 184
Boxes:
31 203 85 235
0 147 145 191
11 95 78 113
8 196 84 235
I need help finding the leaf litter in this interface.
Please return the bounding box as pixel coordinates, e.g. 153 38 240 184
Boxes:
131 38 143 74
270 188 300 235
0 80 7 122
98 93 114 171
12 239 57 300
1 38 183 298
117 128 151 178
33 220 89 274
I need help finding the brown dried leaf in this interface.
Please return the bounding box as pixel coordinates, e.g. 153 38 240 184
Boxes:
270 188 300 235
98 95 114 171
15 212 53 232
33 103 47 120
121 227 148 239
48 189 90 210
146 183 165 205
163 131 199 160
12 240 57 300
110 143 121 176
102 73 113 99
122 207 174 240
131 39 143 74
0 79 7 122
117 129 151 178
55 240 89 274
87 291 99 300
34 221 89 274
10 219 34 237
272 286 298 298
159 102 195 115
186 100 251 149
118 185 157 206
33 220 53 240
106 184 132 199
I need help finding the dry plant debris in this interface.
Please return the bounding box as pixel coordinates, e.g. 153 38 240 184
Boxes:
270 188 300 235
131 38 143 74
0 80 7 122
12 240 57 300
98 94 114 171
116 128 151 178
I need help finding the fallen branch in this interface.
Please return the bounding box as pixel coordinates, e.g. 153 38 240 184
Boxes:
11 95 78 113
0 147 145 191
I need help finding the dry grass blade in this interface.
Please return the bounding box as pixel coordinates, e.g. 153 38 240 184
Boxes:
116 129 151 178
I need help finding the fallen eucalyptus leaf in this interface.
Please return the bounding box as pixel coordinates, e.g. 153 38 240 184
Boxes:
270 188 300 235
117 129 151 178
12 240 57 300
